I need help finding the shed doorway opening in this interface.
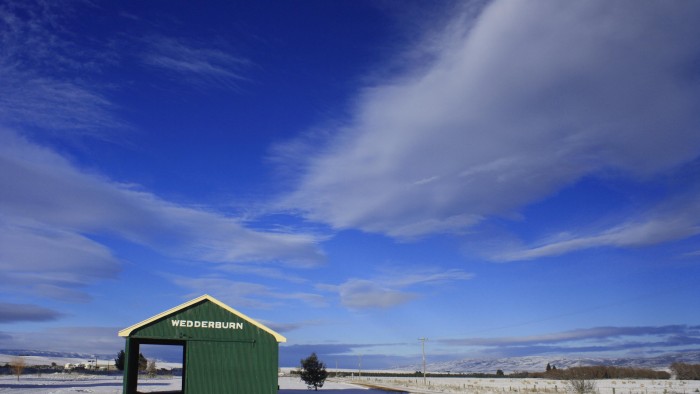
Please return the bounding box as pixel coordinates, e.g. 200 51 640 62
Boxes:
136 342 185 394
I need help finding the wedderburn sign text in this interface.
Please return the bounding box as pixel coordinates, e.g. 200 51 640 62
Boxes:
171 320 244 329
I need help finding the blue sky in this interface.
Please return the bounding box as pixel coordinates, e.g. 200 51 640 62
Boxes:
1 0 700 369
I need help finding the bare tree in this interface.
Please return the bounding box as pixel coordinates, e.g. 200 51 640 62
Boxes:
147 360 157 378
138 353 147 372
10 357 26 381
566 367 597 394
670 362 700 380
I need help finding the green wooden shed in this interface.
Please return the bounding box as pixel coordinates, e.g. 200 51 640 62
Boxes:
118 294 286 393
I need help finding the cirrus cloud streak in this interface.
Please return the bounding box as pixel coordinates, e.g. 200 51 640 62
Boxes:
279 0 700 243
318 268 473 309
0 129 325 301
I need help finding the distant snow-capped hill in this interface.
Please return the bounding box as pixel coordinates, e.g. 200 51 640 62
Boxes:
0 349 182 370
396 352 700 374
0 349 113 360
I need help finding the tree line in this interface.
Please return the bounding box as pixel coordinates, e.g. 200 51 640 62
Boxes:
290 363 700 380
532 365 670 380
533 363 700 380
670 362 700 380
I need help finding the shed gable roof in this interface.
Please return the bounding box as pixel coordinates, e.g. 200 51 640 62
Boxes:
118 294 286 342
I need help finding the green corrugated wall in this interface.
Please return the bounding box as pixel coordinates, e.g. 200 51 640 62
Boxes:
126 299 279 394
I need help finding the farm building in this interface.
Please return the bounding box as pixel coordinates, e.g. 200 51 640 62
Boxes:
118 294 286 393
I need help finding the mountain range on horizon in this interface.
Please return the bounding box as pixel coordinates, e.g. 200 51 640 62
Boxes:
0 349 115 362
3 348 700 373
396 351 700 374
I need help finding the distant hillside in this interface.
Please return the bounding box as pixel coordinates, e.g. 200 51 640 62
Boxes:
397 352 700 374
0 349 113 361
0 349 182 370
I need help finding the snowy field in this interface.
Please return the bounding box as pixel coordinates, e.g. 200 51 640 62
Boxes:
0 374 394 393
2 374 700 393
347 376 700 394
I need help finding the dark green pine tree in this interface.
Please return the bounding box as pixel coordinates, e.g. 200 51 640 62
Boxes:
546 363 552 372
300 352 328 391
114 350 125 371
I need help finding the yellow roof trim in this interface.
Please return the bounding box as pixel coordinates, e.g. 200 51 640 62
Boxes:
117 294 286 343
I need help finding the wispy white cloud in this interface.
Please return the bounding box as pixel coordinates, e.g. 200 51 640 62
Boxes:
493 193 700 261
0 222 121 302
0 129 324 265
321 278 418 310
0 2 251 139
319 267 473 309
0 0 96 73
278 0 700 240
0 302 64 323
386 267 474 287
0 129 325 300
0 1 322 309
0 0 124 137
0 67 124 135
142 36 251 90
170 275 327 309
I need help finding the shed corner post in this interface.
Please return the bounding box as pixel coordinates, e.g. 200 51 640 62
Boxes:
122 337 139 394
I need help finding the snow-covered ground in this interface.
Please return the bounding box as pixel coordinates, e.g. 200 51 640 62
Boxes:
0 374 391 393
3 374 700 393
0 354 99 369
398 352 700 375
348 376 700 394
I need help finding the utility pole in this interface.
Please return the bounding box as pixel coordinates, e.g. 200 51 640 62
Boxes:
358 354 362 379
418 338 428 385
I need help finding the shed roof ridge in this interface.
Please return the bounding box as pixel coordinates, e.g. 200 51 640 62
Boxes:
117 294 286 342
